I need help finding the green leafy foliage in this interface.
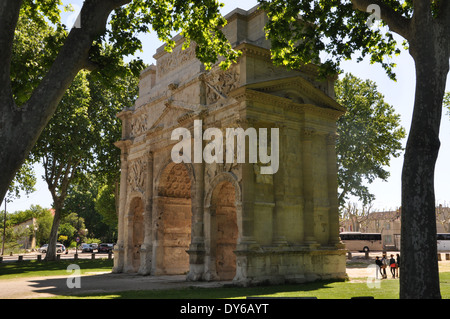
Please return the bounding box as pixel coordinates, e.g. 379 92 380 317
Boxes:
64 180 117 243
444 92 450 112
6 162 36 202
59 212 85 246
7 205 50 225
95 184 119 229
1 205 53 248
335 73 406 208
258 0 406 80
108 0 241 70
11 6 66 107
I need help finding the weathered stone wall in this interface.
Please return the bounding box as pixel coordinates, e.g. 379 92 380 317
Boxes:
113 5 347 285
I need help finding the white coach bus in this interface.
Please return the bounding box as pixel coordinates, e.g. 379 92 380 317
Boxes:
339 232 383 252
437 233 450 251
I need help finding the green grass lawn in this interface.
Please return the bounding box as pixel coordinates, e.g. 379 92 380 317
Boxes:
64 273 450 299
0 259 114 279
1 260 450 299
62 280 401 299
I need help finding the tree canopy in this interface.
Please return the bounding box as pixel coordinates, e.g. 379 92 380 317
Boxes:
28 63 139 260
335 73 406 208
0 0 241 207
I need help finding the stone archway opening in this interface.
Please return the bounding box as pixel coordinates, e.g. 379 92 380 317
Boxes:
156 163 192 274
211 181 238 281
129 197 144 272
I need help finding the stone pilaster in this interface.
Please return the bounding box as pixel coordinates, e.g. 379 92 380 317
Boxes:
112 139 131 273
272 124 287 245
138 150 154 275
302 128 318 246
123 211 135 273
186 160 206 281
326 133 342 246
236 119 257 249
151 194 163 275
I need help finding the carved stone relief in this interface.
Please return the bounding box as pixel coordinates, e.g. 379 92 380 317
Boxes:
157 45 197 76
203 65 240 104
131 113 148 137
127 158 146 193
158 163 192 198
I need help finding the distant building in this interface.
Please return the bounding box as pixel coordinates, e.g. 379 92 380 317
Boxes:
340 207 449 250
13 217 37 250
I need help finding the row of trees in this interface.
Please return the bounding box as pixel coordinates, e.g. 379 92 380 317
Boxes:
1 205 52 253
6 7 141 260
1 187 118 254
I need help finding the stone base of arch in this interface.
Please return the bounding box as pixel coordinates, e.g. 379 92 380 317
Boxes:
113 6 348 286
185 244 346 285
232 247 347 286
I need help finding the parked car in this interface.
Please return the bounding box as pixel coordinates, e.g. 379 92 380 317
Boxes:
98 243 114 253
38 243 65 253
90 243 98 250
81 243 93 253
38 244 48 253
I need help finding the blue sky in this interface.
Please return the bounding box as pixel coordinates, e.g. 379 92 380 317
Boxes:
6 0 450 213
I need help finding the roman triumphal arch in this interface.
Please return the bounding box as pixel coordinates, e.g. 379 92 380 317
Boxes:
113 5 347 285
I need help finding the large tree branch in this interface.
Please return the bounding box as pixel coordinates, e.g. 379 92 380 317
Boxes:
1 0 133 204
412 0 432 24
0 0 22 103
351 0 411 40
437 0 450 39
18 0 132 154
60 159 78 196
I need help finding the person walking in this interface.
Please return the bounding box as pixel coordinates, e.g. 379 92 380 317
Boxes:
389 254 396 278
375 256 383 279
395 253 400 278
381 254 388 279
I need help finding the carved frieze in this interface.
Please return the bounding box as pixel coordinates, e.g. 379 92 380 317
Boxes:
202 65 240 104
127 158 147 193
157 45 197 76
131 113 148 137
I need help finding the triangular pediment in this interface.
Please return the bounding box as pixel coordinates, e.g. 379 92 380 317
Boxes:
243 76 345 113
147 100 206 134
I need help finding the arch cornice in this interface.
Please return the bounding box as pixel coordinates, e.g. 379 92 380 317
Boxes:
204 172 242 208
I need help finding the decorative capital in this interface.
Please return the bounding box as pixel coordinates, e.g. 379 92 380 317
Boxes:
302 128 316 140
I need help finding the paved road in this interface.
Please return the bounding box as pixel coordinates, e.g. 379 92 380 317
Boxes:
0 272 224 299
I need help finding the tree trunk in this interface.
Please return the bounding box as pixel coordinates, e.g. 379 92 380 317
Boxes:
400 31 449 298
0 0 23 203
45 201 63 261
0 0 131 205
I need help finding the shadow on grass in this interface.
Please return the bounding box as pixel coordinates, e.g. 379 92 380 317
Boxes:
17 271 341 299
95 281 338 299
